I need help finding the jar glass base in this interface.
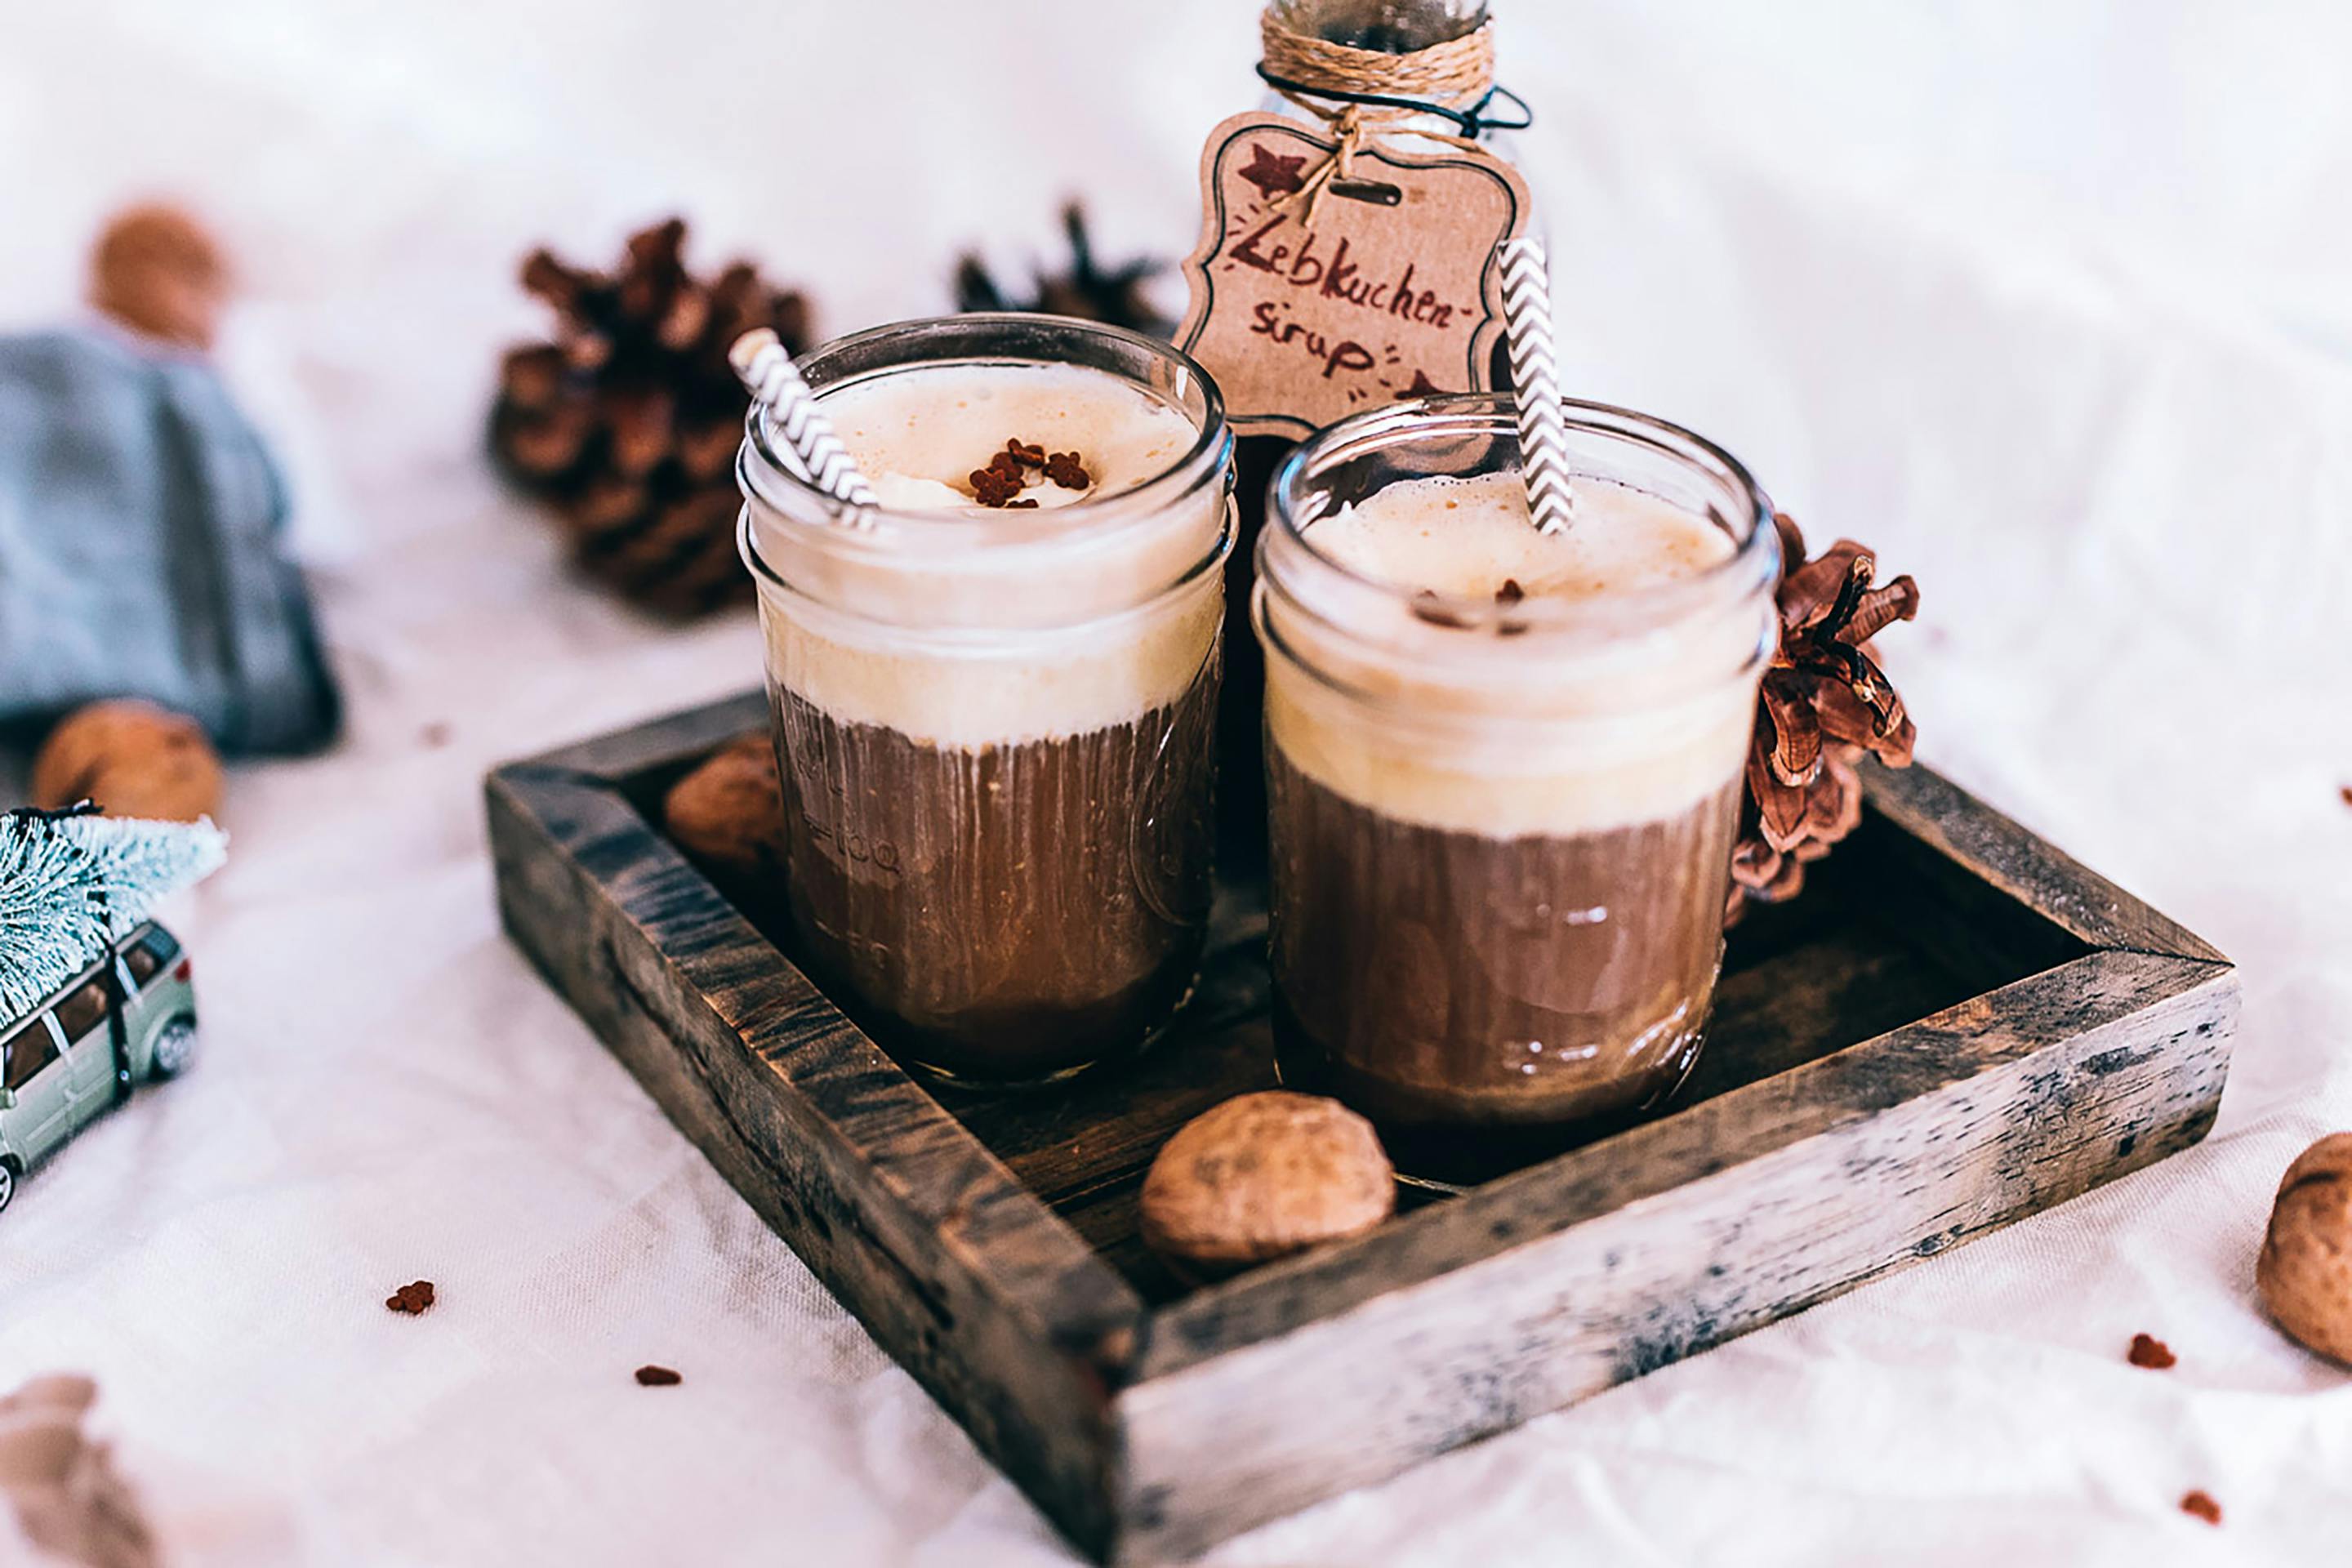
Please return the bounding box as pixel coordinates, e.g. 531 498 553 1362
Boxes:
1272 991 1708 1186
890 969 1203 1094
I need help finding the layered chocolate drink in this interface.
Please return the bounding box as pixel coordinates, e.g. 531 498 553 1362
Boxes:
1257 402 1779 1133
739 319 1233 1084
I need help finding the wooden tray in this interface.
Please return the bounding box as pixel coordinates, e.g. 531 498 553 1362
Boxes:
487 693 2238 1564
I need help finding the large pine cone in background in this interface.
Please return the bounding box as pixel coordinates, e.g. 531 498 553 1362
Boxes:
489 219 813 617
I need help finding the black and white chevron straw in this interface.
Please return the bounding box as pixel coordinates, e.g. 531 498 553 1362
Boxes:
1495 237 1576 535
728 328 880 514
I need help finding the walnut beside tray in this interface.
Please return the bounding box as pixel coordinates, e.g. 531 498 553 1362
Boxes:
487 691 2236 1565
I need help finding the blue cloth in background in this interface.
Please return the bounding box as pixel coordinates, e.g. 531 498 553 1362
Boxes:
0 329 339 755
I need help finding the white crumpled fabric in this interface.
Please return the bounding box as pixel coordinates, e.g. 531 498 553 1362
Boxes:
2 3 2348 1563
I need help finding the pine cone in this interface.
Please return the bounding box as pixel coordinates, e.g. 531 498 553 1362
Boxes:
1727 512 1919 922
489 219 813 617
954 203 1170 336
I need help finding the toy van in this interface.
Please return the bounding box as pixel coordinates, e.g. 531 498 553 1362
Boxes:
0 922 196 1212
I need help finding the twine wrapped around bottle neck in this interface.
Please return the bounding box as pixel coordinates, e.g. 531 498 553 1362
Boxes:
1258 8 1499 227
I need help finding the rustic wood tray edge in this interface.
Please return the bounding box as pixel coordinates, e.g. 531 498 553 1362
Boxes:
486 691 2238 1564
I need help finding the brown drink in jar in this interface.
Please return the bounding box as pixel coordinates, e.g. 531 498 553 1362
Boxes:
1256 397 1780 1134
740 317 1233 1085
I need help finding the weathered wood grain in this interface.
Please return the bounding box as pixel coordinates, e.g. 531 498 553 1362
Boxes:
488 696 2238 1566
1125 948 2230 1380
1108 948 2235 1558
527 689 770 796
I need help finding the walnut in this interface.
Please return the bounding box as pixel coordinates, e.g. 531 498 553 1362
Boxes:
30 701 223 822
2257 1133 2352 1365
662 733 786 883
89 203 228 351
1139 1091 1394 1272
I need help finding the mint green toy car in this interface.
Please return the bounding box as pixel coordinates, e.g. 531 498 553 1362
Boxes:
0 922 196 1212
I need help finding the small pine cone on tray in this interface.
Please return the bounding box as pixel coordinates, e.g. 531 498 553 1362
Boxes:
489 218 813 617
1726 512 1921 924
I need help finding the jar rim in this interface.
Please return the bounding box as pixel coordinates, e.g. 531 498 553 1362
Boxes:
1264 392 1780 642
739 312 1232 569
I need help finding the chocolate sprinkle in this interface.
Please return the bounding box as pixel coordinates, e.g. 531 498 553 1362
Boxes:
635 1365 683 1387
969 461 1024 507
969 438 1090 506
385 1281 435 1315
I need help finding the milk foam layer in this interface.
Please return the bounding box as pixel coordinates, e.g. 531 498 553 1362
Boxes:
824 363 1200 514
755 361 1227 749
1263 473 1770 838
1310 472 1733 596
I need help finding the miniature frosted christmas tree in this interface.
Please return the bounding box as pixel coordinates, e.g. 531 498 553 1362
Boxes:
0 807 226 1022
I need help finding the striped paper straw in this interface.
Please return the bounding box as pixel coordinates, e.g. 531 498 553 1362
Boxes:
1494 236 1576 536
728 328 879 510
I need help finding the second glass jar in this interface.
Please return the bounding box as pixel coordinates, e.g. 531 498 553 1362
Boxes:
1255 394 1780 1132
739 315 1235 1085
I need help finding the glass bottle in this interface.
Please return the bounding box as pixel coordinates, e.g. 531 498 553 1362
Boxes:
1217 0 1537 867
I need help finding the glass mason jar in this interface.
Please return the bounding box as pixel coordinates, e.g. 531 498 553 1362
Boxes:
1255 394 1780 1133
737 315 1236 1086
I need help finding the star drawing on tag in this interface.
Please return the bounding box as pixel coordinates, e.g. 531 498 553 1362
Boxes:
1237 143 1308 198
